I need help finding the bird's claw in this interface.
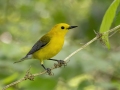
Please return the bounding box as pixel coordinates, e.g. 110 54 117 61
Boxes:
55 60 67 68
46 68 54 76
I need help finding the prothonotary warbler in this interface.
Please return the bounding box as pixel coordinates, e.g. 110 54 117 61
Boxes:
15 23 77 75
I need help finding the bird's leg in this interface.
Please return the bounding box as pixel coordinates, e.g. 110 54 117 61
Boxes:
41 64 53 75
48 59 66 67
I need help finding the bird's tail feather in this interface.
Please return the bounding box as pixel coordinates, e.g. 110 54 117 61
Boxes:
14 55 28 63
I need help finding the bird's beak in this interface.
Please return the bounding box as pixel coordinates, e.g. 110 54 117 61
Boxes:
67 26 78 29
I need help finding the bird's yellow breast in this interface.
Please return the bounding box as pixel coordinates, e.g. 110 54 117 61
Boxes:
33 36 64 63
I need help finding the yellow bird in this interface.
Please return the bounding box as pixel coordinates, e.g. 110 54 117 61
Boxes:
15 23 77 75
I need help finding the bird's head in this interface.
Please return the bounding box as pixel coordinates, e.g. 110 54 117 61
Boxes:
49 23 78 36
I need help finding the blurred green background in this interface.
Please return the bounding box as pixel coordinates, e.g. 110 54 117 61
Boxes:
0 0 120 90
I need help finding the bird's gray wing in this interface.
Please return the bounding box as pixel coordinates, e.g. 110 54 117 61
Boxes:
26 36 50 56
14 36 50 63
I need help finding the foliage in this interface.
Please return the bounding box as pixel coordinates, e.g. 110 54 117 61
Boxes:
99 0 120 49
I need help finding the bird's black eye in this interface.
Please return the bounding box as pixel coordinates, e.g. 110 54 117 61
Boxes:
61 26 65 29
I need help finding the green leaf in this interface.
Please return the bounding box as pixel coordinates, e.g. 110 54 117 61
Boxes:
99 0 120 49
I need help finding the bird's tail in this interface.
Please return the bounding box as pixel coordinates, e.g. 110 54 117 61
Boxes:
14 55 28 63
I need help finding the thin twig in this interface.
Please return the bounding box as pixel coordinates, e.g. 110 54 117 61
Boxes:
2 25 120 90
64 36 98 61
65 24 120 61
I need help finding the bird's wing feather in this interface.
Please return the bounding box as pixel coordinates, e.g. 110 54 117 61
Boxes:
27 35 50 55
14 35 50 63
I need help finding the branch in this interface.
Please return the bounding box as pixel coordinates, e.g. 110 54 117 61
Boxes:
64 24 120 61
2 25 120 90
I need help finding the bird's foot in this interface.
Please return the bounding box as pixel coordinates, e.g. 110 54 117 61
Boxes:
54 60 67 68
46 68 54 76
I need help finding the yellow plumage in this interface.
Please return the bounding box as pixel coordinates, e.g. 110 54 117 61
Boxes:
15 23 77 74
33 33 64 64
33 23 69 63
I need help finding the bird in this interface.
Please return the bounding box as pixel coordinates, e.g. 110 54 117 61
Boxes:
14 23 78 75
